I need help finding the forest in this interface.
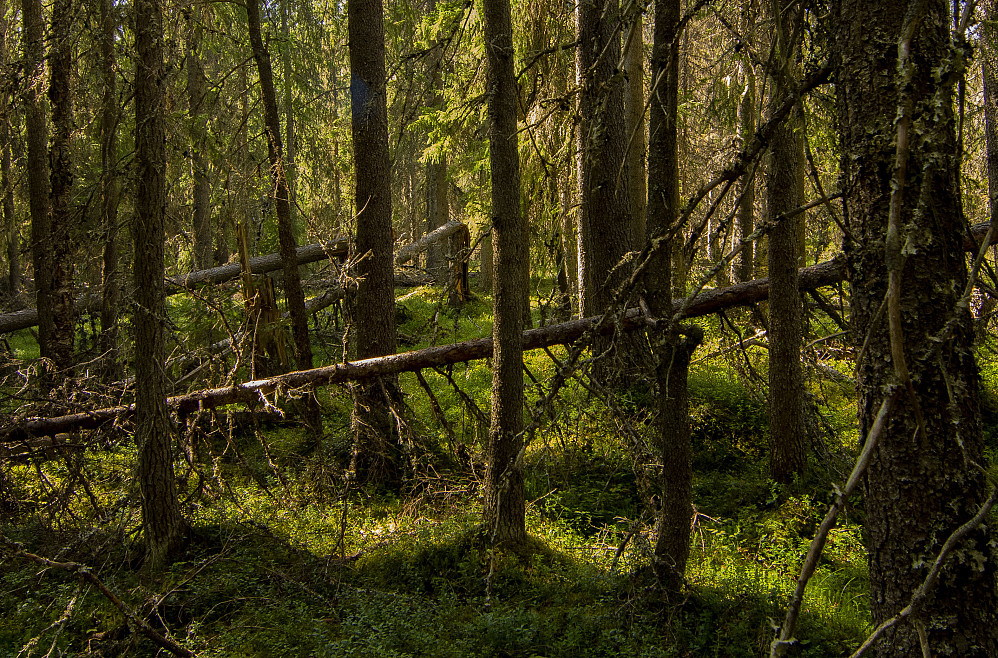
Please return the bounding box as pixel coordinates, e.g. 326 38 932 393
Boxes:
1 0 997 655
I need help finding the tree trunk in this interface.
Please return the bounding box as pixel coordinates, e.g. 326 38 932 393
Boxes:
482 0 527 548
99 0 121 381
348 0 401 485
247 0 313 372
644 0 700 595
23 0 52 364
577 0 632 318
836 0 998 653
577 0 636 380
47 0 76 372
0 0 18 299
187 11 212 271
425 0 449 283
766 0 806 484
280 0 298 221
736 53 756 283
134 0 185 570
624 0 646 249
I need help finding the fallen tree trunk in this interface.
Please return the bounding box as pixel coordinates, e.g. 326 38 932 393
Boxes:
0 239 351 334
166 237 350 291
0 235 441 335
394 220 466 267
2 256 847 440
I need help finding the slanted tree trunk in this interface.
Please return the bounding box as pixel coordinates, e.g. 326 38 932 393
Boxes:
134 0 186 569
47 0 76 372
348 0 400 485
247 0 314 374
643 0 701 596
187 9 212 271
99 0 122 380
836 0 998 653
766 0 806 484
482 0 527 548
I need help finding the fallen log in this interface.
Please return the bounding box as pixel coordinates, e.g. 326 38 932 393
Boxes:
394 220 467 267
0 239 351 335
165 237 350 291
0 234 437 335
2 256 847 441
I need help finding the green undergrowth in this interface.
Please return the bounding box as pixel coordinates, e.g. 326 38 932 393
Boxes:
1 357 875 658
3 287 944 657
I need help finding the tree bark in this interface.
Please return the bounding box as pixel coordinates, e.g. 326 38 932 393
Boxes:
624 0 646 249
187 10 212 271
644 0 698 595
482 0 528 548
577 0 633 318
577 0 636 380
22 0 52 362
766 0 806 484
836 0 998 653
134 0 186 569
0 0 17 299
99 0 122 380
48 0 76 372
348 0 400 484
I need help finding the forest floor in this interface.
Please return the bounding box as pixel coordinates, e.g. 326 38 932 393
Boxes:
2 284 996 657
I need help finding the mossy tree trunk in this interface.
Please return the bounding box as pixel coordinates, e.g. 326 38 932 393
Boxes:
134 0 186 570
482 0 528 548
836 0 998 652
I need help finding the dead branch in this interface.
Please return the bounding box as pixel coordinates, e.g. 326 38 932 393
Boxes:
1 256 847 441
771 388 900 658
0 534 196 657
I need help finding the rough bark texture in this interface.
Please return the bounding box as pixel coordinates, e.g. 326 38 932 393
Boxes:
99 0 121 380
22 0 51 363
577 0 633 318
836 0 998 654
644 0 698 595
47 0 76 372
624 1 646 248
482 0 527 548
187 11 212 271
247 0 313 375
765 0 806 484
0 0 17 298
985 0 998 229
348 0 400 484
134 0 185 570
